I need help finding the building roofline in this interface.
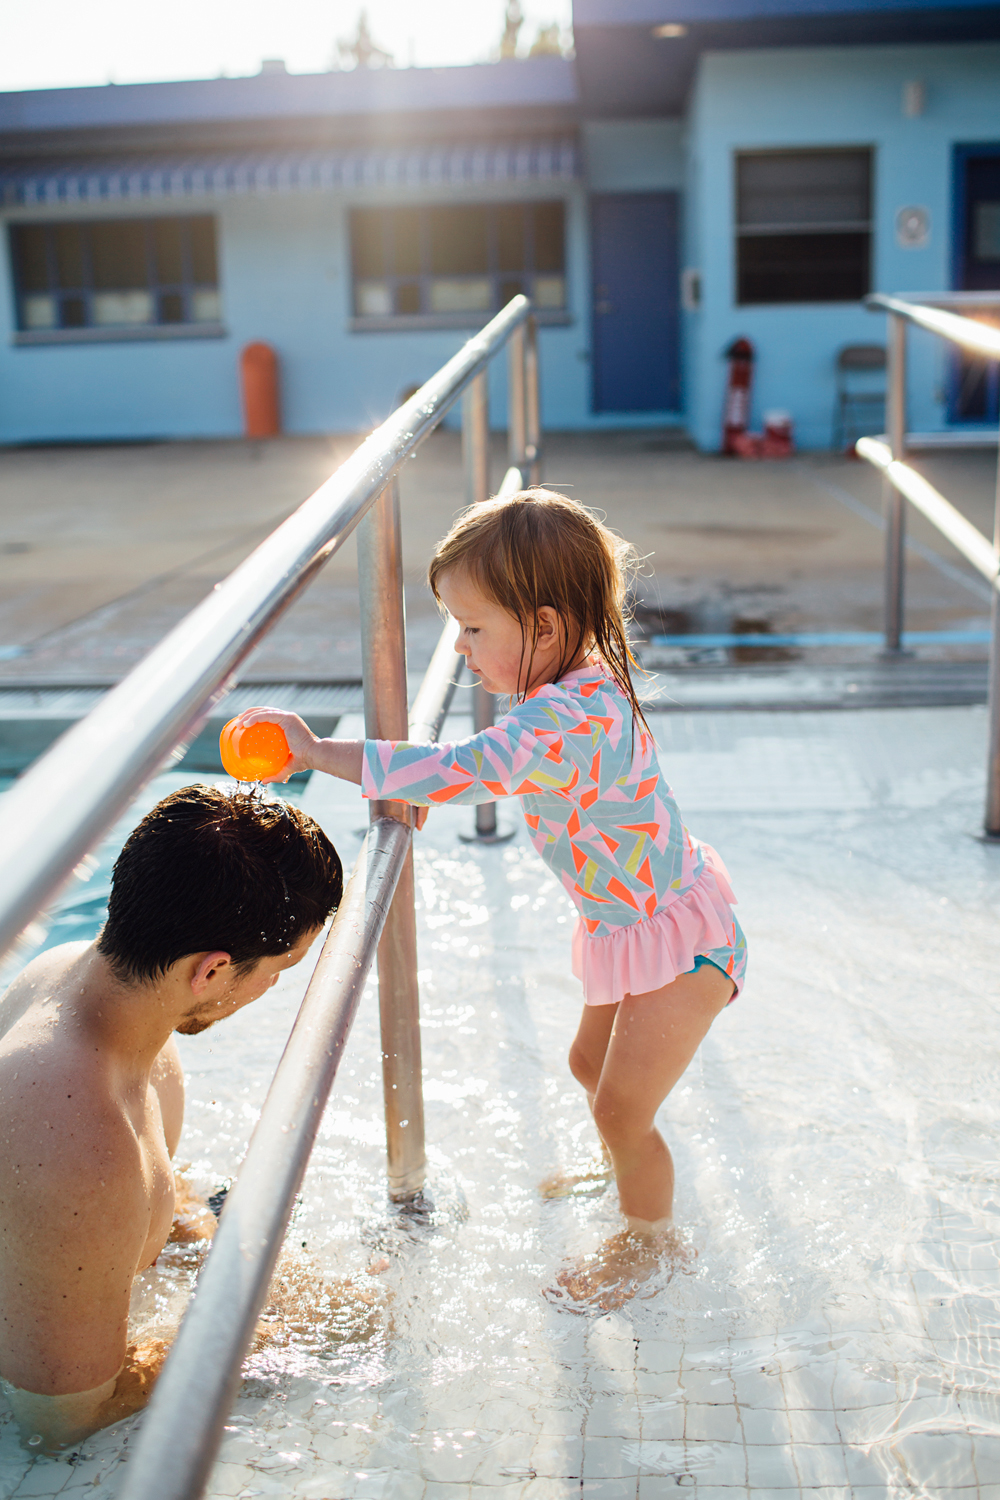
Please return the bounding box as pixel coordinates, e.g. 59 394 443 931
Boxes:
0 57 578 140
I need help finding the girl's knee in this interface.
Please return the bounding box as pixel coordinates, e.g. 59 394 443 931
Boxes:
568 1041 600 1096
592 1087 650 1150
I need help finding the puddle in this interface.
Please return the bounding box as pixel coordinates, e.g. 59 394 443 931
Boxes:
631 601 801 665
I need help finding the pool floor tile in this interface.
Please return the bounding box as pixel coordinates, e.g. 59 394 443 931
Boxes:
529 1434 583 1477
744 1441 801 1489
581 1434 640 1478
790 1442 850 1486
584 1397 641 1438
734 1405 792 1445
787 1407 843 1445
580 1480 639 1499
637 1403 686 1442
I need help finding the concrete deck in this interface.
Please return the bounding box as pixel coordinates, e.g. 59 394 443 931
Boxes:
0 701 997 1499
0 434 992 686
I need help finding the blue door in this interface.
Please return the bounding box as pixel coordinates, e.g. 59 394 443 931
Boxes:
590 192 680 414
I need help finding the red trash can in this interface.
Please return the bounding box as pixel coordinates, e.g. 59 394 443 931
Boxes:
240 342 281 439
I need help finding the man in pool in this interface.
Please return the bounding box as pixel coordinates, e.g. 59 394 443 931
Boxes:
0 784 342 1454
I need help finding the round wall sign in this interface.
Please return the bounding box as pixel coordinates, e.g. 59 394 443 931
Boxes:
896 206 930 249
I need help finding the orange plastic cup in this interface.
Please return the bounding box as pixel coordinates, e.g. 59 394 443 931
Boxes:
219 718 291 782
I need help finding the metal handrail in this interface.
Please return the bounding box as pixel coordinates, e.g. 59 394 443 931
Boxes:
866 293 1000 361
862 293 1000 834
0 293 532 965
855 437 999 585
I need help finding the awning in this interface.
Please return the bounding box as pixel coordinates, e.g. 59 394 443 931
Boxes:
0 137 579 208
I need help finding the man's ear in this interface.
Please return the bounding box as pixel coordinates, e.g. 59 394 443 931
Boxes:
190 951 233 995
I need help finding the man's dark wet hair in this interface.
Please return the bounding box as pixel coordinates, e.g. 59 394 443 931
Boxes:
96 784 343 984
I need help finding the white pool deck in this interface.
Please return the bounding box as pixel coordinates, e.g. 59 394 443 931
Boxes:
1 701 999 1500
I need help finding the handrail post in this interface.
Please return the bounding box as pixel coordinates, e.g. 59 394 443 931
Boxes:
985 434 1000 836
508 322 527 469
461 371 503 840
883 312 908 654
357 479 426 1201
525 315 542 485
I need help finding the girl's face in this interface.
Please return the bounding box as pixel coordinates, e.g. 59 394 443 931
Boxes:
436 567 564 696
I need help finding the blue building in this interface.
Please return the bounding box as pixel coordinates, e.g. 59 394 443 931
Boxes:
2 0 999 449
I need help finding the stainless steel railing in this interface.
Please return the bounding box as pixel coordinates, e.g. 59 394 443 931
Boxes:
861 291 1000 834
0 296 540 1497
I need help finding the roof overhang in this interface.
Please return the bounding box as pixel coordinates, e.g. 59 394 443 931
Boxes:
573 2 1000 116
0 137 580 210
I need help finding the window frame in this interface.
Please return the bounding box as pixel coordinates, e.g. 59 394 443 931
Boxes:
734 147 874 307
348 198 572 331
7 213 225 345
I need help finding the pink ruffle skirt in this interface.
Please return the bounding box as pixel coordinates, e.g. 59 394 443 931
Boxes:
571 842 744 1006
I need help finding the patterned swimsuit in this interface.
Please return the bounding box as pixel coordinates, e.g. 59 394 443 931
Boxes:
361 661 747 1003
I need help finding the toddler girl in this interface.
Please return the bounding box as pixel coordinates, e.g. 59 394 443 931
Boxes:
236 488 746 1301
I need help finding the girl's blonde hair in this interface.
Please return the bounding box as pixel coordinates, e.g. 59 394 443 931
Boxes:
428 487 649 731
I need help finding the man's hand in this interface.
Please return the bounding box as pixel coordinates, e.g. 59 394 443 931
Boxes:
96 1340 170 1428
168 1172 216 1244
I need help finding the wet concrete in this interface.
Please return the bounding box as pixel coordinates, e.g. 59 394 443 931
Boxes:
0 433 992 686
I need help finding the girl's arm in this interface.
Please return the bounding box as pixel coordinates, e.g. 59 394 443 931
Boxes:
234 701 581 807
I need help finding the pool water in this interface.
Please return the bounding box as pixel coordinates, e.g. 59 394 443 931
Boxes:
1 705 999 1499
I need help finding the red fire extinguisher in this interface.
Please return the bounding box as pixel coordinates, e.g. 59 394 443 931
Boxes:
721 337 755 454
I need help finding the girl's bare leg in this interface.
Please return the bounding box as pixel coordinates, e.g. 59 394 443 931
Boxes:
538 1003 618 1198
592 964 732 1225
553 965 732 1305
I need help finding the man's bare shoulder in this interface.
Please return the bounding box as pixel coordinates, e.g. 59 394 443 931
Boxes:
0 943 137 1196
0 941 90 1033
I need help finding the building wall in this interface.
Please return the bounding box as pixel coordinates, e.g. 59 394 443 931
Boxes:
685 40 1000 450
0 179 594 443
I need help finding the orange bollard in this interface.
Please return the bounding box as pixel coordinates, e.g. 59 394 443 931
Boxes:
240 342 281 438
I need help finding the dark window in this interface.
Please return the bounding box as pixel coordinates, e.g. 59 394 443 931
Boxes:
350 200 566 320
8 215 220 333
735 149 872 305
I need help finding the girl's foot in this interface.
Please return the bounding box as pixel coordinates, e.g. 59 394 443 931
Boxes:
538 1152 614 1200
545 1224 694 1312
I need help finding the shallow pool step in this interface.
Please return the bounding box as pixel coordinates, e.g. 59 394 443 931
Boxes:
0 680 364 774
639 658 988 711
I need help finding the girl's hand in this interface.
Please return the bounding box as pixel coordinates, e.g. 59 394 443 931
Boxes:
230 707 318 783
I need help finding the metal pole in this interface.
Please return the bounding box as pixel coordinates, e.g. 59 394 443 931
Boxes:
508 322 527 469
357 480 426 1201
525 315 542 485
473 682 497 837
463 370 489 514
883 312 908 653
984 428 1000 836
461 372 504 840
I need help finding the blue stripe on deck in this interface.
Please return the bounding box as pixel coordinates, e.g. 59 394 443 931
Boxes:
649 630 991 648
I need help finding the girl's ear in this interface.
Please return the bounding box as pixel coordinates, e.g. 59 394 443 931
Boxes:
535 605 561 643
